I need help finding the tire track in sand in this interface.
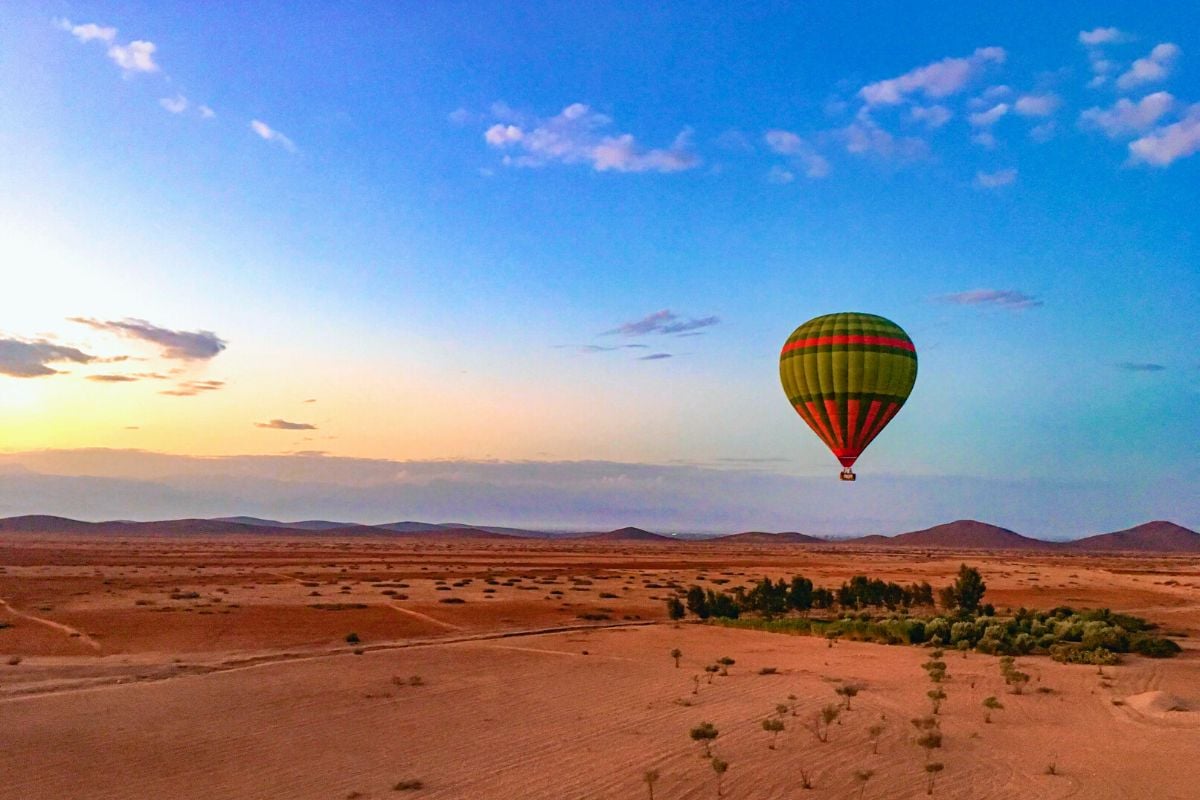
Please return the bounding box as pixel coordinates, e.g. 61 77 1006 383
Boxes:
0 597 102 651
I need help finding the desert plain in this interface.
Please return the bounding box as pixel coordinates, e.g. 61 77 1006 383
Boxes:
2 533 1198 799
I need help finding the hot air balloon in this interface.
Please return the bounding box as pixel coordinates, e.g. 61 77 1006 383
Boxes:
779 312 917 481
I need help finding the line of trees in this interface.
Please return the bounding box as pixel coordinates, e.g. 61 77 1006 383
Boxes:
673 573 937 621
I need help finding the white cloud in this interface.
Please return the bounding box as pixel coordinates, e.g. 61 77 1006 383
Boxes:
841 114 927 160
940 288 1037 307
483 103 700 173
484 124 523 145
974 168 1017 188
766 165 795 184
1079 27 1126 46
250 120 296 152
1128 105 1200 166
1116 43 1181 91
858 47 1005 106
1014 94 1060 117
1081 92 1175 138
107 40 159 73
198 105 216 119
969 103 1008 127
971 130 996 148
448 107 473 125
908 105 953 129
159 94 188 114
1030 121 1057 142
763 130 830 178
61 21 117 44
57 18 158 74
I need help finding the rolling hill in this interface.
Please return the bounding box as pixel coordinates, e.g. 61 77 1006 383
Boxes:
850 520 1051 549
714 531 825 544
578 526 680 542
1066 521 1200 553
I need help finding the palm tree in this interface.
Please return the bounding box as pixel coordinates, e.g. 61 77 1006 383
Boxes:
643 769 660 800
854 769 875 800
982 695 1003 723
711 757 729 797
762 718 785 748
670 648 683 668
924 762 944 794
690 722 719 757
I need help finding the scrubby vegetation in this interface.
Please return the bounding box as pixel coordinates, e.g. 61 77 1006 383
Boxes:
668 564 1179 663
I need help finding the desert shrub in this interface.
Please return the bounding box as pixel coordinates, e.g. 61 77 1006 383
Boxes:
949 620 976 646
345 632 361 644
1049 643 1120 665
392 779 424 791
924 617 950 643
438 597 465 604
1129 636 1182 658
758 666 779 675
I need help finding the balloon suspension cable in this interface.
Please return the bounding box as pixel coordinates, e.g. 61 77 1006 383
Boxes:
839 468 857 482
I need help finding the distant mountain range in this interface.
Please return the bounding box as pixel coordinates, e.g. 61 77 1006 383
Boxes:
0 515 1197 552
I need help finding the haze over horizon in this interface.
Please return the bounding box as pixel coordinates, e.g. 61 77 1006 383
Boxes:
2 3 1197 533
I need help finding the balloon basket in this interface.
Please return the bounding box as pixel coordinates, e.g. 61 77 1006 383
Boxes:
839 469 856 482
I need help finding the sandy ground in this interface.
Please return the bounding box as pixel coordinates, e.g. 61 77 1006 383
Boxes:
1 535 1198 798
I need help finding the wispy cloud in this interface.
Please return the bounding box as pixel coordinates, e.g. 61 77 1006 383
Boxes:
840 112 928 160
1128 104 1200 166
63 21 116 44
70 318 226 360
0 338 95 378
1079 27 1127 46
908 105 953 129
1115 362 1166 372
638 353 673 361
969 103 1009 127
604 310 720 337
571 344 650 353
974 168 1017 188
107 40 159 73
250 120 296 152
160 379 224 397
1116 43 1181 91
858 47 1005 106
1078 27 1129 88
159 94 188 114
766 165 795 184
1081 92 1175 138
57 19 158 74
939 288 1041 309
255 419 317 430
1013 94 1060 117
482 103 699 173
763 130 830 178
86 374 138 383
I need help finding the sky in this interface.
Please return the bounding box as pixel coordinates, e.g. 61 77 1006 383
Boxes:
1 2 1197 535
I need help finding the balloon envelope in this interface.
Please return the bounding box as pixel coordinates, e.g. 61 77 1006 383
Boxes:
779 312 917 471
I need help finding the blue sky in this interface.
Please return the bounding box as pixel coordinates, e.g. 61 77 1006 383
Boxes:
0 2 1197 532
